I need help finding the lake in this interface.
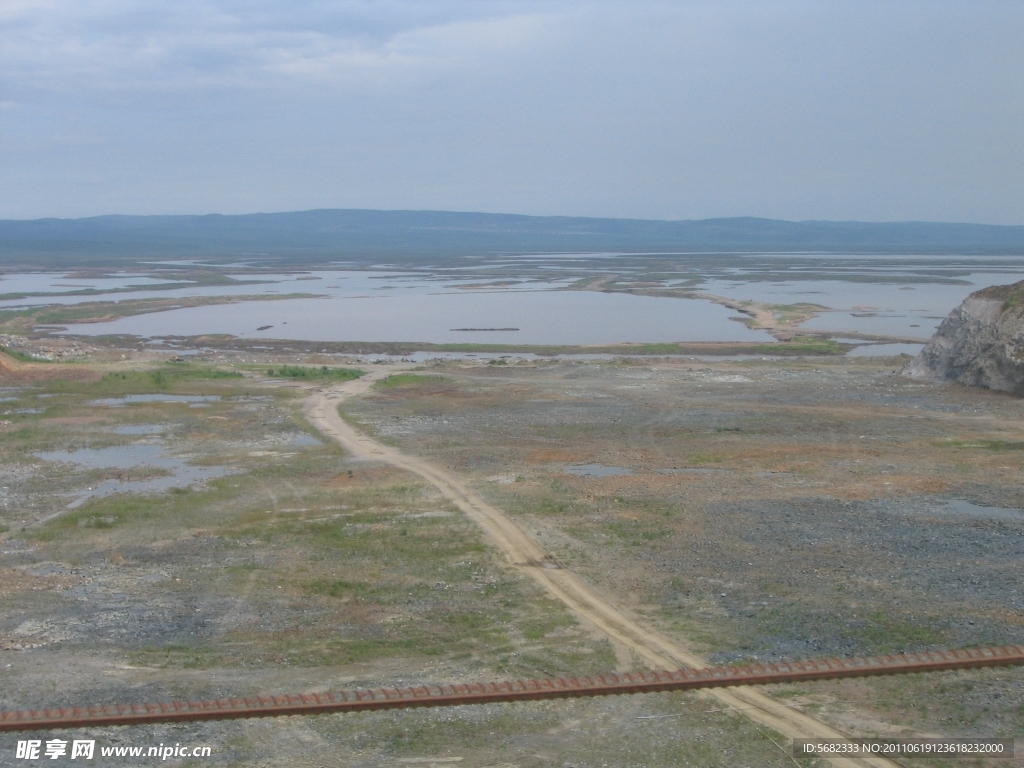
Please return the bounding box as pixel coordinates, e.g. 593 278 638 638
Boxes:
5 254 1024 348
54 288 774 345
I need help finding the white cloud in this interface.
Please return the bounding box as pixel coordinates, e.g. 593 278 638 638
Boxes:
1 1 1021 221
261 14 553 86
0 1 562 98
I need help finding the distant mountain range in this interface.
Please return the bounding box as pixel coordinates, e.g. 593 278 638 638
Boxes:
2 209 1023 264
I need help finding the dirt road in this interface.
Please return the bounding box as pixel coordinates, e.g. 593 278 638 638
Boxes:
306 370 898 768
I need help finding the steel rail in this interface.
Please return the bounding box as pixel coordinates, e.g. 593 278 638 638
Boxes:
2 645 1022 732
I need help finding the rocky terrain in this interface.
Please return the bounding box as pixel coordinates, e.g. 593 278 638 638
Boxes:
906 279 1024 394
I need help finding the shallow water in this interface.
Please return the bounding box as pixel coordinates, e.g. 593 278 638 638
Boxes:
288 433 323 447
931 499 1023 521
699 269 1024 339
659 467 731 474
34 442 236 507
846 343 925 357
92 394 221 406
0 270 567 309
112 424 168 435
59 290 773 345
0 272 173 297
8 255 1024 344
566 464 633 477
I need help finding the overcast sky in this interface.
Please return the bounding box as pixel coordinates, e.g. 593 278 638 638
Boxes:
1 1 1021 222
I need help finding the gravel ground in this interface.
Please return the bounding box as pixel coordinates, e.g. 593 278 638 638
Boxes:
3 354 1023 765
345 357 1024 747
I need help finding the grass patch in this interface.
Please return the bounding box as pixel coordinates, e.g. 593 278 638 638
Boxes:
29 473 238 541
749 605 947 656
15 295 319 326
943 439 1024 451
688 452 726 464
0 346 41 363
300 514 488 565
1001 285 1024 312
76 366 234 389
35 364 243 398
375 373 446 388
981 440 1024 451
851 611 946 651
267 365 363 380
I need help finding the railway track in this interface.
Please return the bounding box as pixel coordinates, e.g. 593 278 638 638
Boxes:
3 646 1022 732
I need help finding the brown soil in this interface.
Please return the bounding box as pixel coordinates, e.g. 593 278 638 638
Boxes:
0 351 98 383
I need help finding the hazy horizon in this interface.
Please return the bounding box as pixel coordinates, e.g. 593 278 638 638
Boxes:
4 208 1024 227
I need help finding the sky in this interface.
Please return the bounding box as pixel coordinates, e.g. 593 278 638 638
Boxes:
1 1 1022 223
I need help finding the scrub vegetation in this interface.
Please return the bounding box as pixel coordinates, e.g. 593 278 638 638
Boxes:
4 348 1024 765
265 365 363 380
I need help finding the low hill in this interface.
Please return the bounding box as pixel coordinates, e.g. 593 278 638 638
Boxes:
1 210 1023 266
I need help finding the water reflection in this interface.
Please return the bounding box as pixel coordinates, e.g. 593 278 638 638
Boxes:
566 464 633 477
59 290 773 345
34 443 236 508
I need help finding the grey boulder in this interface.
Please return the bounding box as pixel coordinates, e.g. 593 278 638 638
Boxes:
904 280 1024 395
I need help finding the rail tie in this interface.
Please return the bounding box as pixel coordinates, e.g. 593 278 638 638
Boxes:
2 645 1023 732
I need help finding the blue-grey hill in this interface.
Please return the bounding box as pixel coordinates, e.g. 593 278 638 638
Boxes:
1 210 1023 265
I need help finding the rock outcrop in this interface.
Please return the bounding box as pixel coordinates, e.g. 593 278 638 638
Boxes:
904 280 1024 395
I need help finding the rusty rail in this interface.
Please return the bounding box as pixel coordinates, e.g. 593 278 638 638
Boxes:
2 645 1023 732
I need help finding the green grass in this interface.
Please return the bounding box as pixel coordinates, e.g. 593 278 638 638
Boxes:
1002 286 1024 312
3 368 623 691
267 365 363 380
0 346 41 362
23 294 319 325
375 373 446 388
144 366 242 386
35 364 243 398
34 496 152 538
940 439 1024 451
747 605 946 656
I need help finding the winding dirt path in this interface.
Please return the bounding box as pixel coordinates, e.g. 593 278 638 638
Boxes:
306 370 897 768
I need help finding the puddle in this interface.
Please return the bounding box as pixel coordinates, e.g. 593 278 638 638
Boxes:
241 432 323 450
112 424 168 435
92 394 221 407
288 433 323 447
34 442 237 507
931 499 1023 521
20 563 73 577
566 464 633 477
846 343 924 357
702 375 752 383
659 467 731 475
